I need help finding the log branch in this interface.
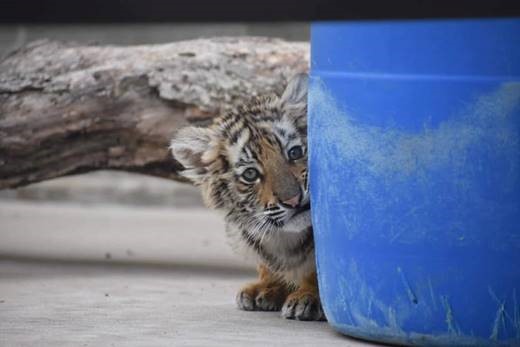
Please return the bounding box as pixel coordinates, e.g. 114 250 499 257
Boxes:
0 38 309 189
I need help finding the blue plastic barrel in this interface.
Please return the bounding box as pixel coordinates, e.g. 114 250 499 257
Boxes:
309 18 520 346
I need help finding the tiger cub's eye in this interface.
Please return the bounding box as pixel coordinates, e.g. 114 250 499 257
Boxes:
288 145 304 160
242 168 260 182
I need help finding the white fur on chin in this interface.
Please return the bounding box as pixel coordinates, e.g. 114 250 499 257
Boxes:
282 209 312 233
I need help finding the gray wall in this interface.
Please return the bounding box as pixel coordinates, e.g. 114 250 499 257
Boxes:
0 22 309 57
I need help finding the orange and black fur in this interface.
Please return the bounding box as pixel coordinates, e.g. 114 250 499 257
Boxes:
170 73 324 321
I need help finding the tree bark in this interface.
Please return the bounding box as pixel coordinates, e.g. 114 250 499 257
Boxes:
0 38 309 189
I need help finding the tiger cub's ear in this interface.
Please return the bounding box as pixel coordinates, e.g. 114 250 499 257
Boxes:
281 73 308 107
170 126 217 184
280 73 308 126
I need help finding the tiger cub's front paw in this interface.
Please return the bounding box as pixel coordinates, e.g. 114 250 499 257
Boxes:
281 291 325 321
236 283 288 312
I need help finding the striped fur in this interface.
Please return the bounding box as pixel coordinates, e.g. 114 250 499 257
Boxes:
171 73 324 320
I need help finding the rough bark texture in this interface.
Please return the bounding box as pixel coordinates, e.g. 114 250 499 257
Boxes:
0 38 309 189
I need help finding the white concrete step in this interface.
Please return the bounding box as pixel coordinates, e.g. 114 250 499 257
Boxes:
0 200 251 270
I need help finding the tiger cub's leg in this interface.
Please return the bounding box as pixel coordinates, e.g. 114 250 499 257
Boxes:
236 264 289 311
281 271 325 321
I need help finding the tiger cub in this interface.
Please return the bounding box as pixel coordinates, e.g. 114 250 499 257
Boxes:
170 73 324 321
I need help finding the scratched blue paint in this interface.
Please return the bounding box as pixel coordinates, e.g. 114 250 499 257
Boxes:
309 19 520 346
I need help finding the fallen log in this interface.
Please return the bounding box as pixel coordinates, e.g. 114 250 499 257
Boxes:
0 37 309 189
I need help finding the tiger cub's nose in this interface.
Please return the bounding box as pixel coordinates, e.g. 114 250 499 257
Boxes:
282 193 301 208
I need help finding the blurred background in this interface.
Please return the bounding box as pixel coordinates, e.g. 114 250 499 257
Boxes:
0 22 308 58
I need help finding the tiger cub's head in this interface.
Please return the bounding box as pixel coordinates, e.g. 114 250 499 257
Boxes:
170 73 309 233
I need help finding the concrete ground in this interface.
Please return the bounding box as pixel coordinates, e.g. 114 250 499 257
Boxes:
0 199 377 347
